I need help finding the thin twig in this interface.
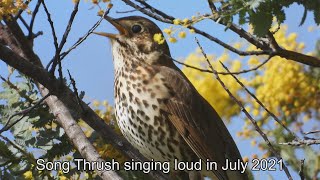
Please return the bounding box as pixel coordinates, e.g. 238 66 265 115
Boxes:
135 0 175 20
58 0 80 53
67 70 85 112
121 0 320 67
116 9 139 13
46 6 112 70
207 0 217 12
18 16 30 32
121 0 171 22
41 0 58 51
168 54 271 75
51 0 80 81
121 0 268 56
31 31 44 39
279 139 320 146
0 94 50 134
28 0 42 39
299 159 305 180
219 58 299 140
41 0 60 78
42 0 63 80
195 37 293 180
303 130 320 135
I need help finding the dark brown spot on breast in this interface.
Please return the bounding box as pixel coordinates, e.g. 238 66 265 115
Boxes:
129 75 136 81
138 126 146 136
148 125 153 141
152 104 158 110
129 106 134 113
142 80 148 84
167 143 175 153
134 97 141 105
154 116 160 126
142 100 149 108
129 92 133 101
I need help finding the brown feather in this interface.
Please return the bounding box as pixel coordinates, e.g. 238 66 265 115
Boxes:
154 65 248 180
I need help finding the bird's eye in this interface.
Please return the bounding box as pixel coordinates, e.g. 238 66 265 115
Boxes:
131 24 142 33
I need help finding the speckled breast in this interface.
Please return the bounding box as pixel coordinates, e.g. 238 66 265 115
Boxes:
113 65 192 163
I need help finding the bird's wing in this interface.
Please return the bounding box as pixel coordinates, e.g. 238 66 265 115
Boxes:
155 65 248 180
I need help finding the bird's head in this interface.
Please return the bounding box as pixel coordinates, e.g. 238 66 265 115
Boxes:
94 16 173 68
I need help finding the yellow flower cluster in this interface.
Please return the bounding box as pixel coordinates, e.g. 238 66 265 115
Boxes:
155 16 203 44
153 33 165 44
182 24 320 160
157 26 186 44
23 171 33 180
245 26 319 122
182 51 243 120
88 0 113 15
0 0 29 20
92 100 127 164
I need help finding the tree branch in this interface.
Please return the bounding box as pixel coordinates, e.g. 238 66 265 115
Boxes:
28 0 42 39
299 159 305 180
195 37 293 180
46 6 113 70
121 0 320 67
41 0 58 52
303 130 320 135
167 54 271 75
58 0 80 53
218 57 299 140
122 0 266 56
0 24 169 180
0 20 124 179
67 70 85 112
279 139 320 146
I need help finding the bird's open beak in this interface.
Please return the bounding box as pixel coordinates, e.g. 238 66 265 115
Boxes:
93 16 127 39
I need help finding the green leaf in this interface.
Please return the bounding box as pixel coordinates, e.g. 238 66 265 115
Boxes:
0 140 15 163
248 0 264 9
239 9 247 25
276 9 286 24
249 10 273 37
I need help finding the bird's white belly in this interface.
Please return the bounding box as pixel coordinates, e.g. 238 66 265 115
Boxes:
114 70 184 163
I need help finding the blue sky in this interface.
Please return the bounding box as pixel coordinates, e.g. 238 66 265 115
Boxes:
0 0 319 179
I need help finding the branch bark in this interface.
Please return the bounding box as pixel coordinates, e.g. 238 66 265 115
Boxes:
1 18 122 180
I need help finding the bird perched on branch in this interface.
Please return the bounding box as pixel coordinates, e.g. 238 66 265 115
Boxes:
95 15 249 180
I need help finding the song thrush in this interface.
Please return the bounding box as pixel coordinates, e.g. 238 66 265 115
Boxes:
95 16 248 180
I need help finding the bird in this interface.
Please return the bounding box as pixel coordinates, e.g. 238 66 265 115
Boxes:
94 15 249 180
